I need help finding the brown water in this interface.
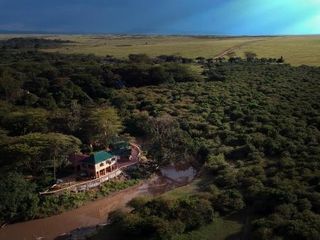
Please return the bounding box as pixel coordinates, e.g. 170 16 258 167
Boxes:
0 165 196 240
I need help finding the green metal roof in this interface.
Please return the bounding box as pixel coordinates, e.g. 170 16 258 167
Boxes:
86 151 114 164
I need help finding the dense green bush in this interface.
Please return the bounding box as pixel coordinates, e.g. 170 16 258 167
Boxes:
0 50 200 108
0 173 39 224
109 196 215 240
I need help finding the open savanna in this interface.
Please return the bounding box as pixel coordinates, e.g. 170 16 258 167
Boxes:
44 35 261 58
234 35 320 66
40 35 320 66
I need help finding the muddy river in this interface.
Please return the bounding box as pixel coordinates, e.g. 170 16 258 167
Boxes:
0 165 197 240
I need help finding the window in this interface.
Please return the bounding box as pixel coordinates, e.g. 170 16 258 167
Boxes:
100 169 106 176
100 162 104 167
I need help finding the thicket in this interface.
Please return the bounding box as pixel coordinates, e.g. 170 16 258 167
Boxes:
108 195 215 240
0 51 199 109
0 48 320 239
107 60 320 239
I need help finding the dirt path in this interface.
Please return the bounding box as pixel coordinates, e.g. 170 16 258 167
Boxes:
214 39 265 59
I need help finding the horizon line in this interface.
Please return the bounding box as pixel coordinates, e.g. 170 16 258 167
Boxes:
0 30 319 38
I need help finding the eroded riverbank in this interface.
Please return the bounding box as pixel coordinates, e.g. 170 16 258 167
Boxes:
0 165 197 240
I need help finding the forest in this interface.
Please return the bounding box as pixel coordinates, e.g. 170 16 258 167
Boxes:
0 44 320 239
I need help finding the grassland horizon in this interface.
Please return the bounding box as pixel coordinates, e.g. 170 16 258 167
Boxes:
1 34 316 66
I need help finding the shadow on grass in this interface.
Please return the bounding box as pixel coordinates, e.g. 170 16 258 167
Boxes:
224 208 254 240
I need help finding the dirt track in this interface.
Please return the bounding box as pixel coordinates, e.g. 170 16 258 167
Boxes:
214 39 265 59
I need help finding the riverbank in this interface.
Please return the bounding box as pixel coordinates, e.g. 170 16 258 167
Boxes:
0 165 197 240
0 181 144 240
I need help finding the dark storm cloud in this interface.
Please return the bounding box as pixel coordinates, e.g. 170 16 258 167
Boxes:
0 0 318 34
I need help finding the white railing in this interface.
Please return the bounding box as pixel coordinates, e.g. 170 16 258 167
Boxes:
40 169 122 195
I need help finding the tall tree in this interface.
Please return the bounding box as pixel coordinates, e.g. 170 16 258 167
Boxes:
245 51 257 62
0 70 22 101
83 107 123 148
66 100 82 133
146 115 194 165
2 108 49 136
0 133 81 177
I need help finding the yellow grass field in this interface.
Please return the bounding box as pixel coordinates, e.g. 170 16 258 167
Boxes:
235 36 320 66
1 34 320 66
45 35 262 59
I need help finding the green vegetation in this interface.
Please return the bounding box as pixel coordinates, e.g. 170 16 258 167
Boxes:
101 58 320 239
0 49 201 224
91 218 242 240
107 196 215 240
0 173 39 222
162 180 200 199
172 218 243 240
0 133 81 179
83 108 123 148
0 37 72 49
0 38 320 239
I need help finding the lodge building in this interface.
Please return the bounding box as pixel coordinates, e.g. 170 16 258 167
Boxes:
70 141 132 179
81 151 119 178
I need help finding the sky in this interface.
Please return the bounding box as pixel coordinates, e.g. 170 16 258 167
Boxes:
0 0 319 35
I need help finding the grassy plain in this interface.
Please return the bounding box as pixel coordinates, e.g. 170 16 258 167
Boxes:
235 36 320 66
1 34 319 66
42 35 320 66
45 35 261 59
